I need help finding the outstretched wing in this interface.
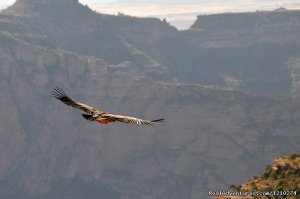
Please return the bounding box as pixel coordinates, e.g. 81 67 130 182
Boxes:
102 113 164 126
50 87 102 115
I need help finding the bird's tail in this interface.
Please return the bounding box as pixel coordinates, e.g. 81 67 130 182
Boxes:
82 114 93 121
151 118 165 123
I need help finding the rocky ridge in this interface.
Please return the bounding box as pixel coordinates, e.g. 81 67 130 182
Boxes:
213 154 300 199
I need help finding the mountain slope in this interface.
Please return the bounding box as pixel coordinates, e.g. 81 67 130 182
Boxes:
1 35 300 198
1 0 176 81
148 9 300 95
3 1 300 95
213 154 300 199
1 1 300 199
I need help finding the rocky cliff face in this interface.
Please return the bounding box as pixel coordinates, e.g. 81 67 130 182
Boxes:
191 9 300 47
149 9 300 96
4 1 300 96
1 36 300 198
1 1 300 199
213 154 300 199
2 0 177 61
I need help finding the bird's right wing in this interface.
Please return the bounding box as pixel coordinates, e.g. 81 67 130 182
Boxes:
50 87 102 115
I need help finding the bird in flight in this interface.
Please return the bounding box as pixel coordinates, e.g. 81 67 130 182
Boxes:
50 87 164 126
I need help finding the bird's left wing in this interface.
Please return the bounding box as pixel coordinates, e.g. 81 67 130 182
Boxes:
102 113 164 126
50 87 102 115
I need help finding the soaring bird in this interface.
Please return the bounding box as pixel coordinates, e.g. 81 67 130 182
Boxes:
50 87 164 126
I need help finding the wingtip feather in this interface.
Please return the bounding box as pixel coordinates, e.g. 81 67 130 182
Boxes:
50 87 67 99
151 118 165 123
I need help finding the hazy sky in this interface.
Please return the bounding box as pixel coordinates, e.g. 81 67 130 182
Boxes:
1 0 300 29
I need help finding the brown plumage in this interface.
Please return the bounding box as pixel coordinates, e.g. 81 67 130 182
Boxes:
50 87 164 126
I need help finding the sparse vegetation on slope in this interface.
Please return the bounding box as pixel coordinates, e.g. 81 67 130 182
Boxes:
227 154 300 199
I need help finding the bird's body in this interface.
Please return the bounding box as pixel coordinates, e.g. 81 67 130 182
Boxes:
50 87 164 126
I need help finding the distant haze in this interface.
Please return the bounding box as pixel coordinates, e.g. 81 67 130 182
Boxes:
1 0 300 29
